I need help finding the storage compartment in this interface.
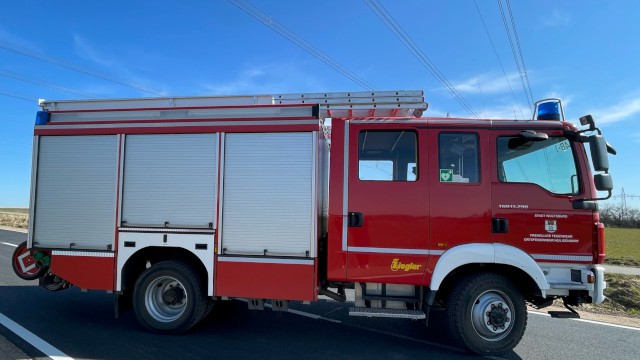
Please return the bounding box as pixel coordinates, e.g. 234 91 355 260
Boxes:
220 132 315 256
121 133 218 228
33 135 118 249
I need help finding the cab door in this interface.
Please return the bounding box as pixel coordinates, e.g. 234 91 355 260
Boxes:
346 122 429 284
490 129 594 263
426 129 492 283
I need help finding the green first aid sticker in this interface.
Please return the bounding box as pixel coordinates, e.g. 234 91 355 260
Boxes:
439 169 453 182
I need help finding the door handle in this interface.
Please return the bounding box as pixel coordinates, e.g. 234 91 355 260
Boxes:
348 212 364 227
492 218 509 233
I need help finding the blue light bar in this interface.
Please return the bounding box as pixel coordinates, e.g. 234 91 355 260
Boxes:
537 101 561 121
35 111 50 125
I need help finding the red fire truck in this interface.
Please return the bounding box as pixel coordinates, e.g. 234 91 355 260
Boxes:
12 90 614 355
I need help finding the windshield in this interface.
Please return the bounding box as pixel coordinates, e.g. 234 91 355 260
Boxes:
497 136 579 194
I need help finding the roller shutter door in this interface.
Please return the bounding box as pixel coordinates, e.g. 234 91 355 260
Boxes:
33 135 118 249
221 132 313 256
121 134 217 227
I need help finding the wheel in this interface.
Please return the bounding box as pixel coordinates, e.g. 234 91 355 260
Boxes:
133 260 207 333
12 241 48 280
446 273 526 356
201 298 216 320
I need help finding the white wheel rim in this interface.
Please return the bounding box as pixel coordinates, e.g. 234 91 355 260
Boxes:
144 275 188 323
470 290 514 341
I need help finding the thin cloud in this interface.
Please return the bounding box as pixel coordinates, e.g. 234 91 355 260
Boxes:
73 35 117 68
541 9 570 27
427 103 531 120
481 103 533 120
72 35 169 96
453 72 523 94
591 96 640 124
540 91 572 107
199 62 323 95
0 28 39 50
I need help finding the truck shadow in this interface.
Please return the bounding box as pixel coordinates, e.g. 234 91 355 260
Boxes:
0 286 523 360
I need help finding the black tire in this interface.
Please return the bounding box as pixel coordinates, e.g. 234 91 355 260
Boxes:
201 298 216 320
133 260 207 333
12 241 48 280
446 273 527 356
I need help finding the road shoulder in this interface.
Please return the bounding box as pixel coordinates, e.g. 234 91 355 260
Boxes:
0 335 31 360
0 226 27 234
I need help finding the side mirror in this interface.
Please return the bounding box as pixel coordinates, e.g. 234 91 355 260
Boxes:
579 114 596 131
588 135 609 172
594 173 613 192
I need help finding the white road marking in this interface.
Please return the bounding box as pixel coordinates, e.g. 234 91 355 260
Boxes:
528 310 640 331
1 242 18 247
0 313 73 360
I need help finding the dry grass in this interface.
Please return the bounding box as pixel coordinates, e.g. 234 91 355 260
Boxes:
579 273 640 317
0 208 29 214
0 212 28 229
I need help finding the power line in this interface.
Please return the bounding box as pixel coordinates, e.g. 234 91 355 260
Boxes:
505 0 534 105
0 39 163 96
473 58 486 118
610 188 640 217
0 68 98 98
363 0 480 118
227 0 376 91
473 0 525 119
611 188 640 201
0 90 37 103
496 0 532 110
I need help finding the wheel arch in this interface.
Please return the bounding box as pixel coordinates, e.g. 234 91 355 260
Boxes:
429 243 549 304
120 246 210 295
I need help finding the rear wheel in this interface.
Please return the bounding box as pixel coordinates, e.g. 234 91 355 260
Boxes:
12 241 47 280
446 273 526 356
133 260 207 333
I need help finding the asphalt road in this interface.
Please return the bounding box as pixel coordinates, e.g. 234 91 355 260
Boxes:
1 229 639 360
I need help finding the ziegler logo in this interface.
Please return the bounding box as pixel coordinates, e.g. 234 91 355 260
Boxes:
390 258 422 272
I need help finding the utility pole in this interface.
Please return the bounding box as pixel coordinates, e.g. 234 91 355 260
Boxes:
621 188 627 219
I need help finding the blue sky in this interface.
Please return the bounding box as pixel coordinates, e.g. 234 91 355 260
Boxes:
1 0 638 208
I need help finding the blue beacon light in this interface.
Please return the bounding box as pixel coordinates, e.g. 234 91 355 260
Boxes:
536 101 561 121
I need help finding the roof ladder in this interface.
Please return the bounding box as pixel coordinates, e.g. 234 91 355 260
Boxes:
273 90 427 118
39 89 428 119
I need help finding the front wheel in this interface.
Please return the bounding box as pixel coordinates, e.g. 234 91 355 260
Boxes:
133 260 207 333
446 273 527 356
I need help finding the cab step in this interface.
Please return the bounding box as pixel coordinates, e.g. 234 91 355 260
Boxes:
349 307 426 319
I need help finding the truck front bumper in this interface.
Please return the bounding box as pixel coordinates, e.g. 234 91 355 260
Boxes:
540 264 606 304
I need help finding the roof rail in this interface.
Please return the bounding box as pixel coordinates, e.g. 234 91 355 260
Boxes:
39 90 428 118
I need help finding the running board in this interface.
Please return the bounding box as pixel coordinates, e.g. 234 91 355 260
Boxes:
349 307 426 319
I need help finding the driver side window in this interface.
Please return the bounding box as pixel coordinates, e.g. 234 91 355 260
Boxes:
497 136 579 194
